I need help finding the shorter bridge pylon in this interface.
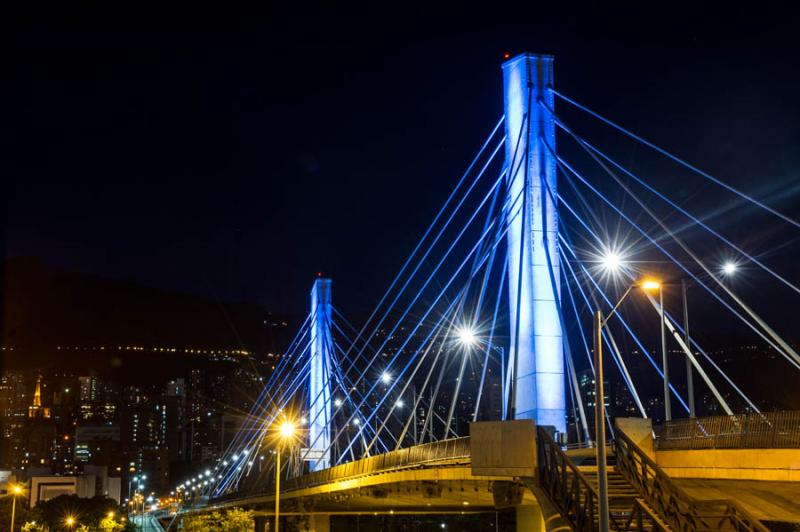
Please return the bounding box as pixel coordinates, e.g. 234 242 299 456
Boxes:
308 277 332 471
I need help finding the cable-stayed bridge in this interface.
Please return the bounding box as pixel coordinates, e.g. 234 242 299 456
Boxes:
174 53 800 531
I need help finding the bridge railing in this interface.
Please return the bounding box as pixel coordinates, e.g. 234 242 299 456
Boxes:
537 426 600 530
281 436 471 492
655 411 800 450
616 429 768 532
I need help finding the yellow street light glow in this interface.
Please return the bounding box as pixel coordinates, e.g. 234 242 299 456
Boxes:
641 279 661 292
12 485 22 494
279 421 295 439
66 516 76 526
107 511 115 519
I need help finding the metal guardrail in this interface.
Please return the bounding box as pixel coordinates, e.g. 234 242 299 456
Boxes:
537 427 601 530
656 411 800 450
282 436 471 491
616 430 768 532
209 437 471 505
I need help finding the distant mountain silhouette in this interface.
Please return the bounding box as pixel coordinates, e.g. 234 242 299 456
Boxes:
1 257 295 375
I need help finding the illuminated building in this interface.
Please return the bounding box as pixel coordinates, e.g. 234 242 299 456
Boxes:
28 375 51 419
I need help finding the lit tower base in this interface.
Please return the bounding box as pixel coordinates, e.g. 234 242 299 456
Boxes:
308 278 332 471
502 53 565 433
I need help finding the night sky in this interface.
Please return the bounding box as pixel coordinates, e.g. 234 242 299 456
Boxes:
5 4 800 318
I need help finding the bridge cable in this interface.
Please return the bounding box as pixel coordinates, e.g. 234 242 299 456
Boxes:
551 109 800 371
334 193 525 461
578 137 800 297
545 123 800 372
551 90 800 230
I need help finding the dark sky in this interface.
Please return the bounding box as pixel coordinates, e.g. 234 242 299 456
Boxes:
5 4 800 316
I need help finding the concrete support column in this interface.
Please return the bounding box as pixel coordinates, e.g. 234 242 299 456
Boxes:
307 514 330 532
253 515 269 532
517 504 545 532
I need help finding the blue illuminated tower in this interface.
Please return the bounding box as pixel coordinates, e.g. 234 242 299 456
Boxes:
502 54 565 432
308 278 332 471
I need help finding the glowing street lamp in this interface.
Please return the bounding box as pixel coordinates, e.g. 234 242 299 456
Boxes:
274 420 296 532
9 484 23 532
600 251 623 272
65 516 76 529
641 279 661 291
456 326 478 347
722 261 737 275
380 372 391 384
279 421 295 439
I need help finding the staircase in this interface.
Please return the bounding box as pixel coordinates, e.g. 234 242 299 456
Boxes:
535 427 767 532
536 427 668 531
582 469 671 531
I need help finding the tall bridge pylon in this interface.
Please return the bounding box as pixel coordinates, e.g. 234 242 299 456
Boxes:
308 277 332 471
502 54 565 431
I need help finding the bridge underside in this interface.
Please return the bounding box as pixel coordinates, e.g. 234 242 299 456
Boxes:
207 465 541 516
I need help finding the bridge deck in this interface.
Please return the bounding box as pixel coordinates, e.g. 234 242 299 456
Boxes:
674 478 800 524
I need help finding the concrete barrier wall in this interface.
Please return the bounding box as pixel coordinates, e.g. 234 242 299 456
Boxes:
656 448 800 481
615 417 800 481
470 420 536 477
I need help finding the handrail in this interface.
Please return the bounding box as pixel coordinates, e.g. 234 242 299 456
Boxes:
536 427 666 532
209 436 471 504
627 499 669 532
284 436 471 491
537 427 601 531
656 411 800 450
615 430 768 532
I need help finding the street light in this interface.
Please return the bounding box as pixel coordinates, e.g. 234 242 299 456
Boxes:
453 327 507 420
9 484 23 532
593 277 659 532
600 251 623 272
649 278 671 422
456 326 477 347
722 261 737 275
65 516 76 529
275 420 296 532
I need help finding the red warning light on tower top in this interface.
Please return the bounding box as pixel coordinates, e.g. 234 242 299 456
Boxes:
503 52 511 60
317 271 323 277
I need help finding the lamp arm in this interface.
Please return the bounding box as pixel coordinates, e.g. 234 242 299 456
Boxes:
602 284 634 327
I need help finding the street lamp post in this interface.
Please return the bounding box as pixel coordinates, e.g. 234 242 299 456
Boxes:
659 284 671 422
593 278 661 532
275 421 296 532
9 485 22 532
592 308 610 532
681 279 695 418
